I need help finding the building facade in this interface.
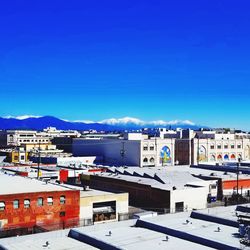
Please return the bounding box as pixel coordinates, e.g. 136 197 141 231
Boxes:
73 133 175 167
0 174 80 235
170 130 250 165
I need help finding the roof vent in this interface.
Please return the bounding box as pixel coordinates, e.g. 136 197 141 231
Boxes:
43 241 50 248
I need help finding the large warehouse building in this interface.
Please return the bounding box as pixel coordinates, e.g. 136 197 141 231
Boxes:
73 133 175 167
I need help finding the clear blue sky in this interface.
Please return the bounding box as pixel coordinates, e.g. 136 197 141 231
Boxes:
0 1 250 129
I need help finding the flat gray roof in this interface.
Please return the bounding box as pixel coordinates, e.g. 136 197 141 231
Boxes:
91 167 209 190
0 204 246 250
0 172 72 195
58 184 127 198
0 229 96 250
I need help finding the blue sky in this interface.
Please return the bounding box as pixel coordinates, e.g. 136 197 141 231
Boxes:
0 1 250 129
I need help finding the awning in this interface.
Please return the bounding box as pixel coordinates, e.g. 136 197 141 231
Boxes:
93 206 114 214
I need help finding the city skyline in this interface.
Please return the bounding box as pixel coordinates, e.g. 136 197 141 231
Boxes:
1 1 250 130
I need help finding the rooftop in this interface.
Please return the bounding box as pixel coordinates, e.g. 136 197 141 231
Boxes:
90 166 210 191
0 172 72 195
0 204 247 250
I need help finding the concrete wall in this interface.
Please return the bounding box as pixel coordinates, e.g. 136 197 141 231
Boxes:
79 192 128 222
170 187 208 213
73 139 141 166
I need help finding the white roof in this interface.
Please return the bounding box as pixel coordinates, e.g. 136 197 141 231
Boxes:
91 167 208 191
59 184 126 198
74 220 212 250
0 172 72 195
0 204 245 250
0 229 96 250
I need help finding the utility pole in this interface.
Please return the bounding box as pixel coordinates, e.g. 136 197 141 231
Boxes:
120 141 126 167
236 157 241 204
155 132 157 167
37 141 41 179
197 135 200 165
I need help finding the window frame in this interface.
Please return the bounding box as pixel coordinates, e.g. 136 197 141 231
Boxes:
24 199 30 208
37 197 43 207
13 199 19 209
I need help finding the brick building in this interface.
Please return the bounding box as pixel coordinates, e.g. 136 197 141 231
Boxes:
0 173 79 236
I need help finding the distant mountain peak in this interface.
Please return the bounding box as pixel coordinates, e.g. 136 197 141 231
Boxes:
99 117 195 126
4 115 42 120
0 115 202 131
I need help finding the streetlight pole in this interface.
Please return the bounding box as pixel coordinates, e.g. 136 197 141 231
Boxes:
37 141 41 179
197 135 200 165
120 141 126 167
236 157 241 204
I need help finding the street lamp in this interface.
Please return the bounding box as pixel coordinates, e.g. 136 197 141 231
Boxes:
236 157 241 204
120 142 126 167
37 142 41 179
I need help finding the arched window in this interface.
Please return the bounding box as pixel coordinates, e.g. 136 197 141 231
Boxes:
143 158 148 163
160 146 171 164
224 154 229 161
150 157 155 163
217 154 222 160
198 146 207 162
230 154 236 160
210 154 216 161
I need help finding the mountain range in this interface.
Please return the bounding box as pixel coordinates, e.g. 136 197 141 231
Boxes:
0 116 204 131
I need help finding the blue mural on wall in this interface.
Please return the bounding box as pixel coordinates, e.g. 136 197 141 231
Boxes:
160 146 171 164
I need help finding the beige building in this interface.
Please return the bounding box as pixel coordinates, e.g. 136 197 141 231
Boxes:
174 130 250 165
79 189 128 225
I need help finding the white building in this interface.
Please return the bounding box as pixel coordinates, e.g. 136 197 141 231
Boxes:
0 127 81 147
42 127 81 138
73 133 175 167
160 129 250 165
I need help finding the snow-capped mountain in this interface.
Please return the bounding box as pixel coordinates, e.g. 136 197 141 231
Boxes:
0 116 203 131
99 117 195 126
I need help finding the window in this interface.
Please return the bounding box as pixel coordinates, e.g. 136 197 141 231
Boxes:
143 146 148 151
210 145 215 149
37 197 43 207
231 145 235 149
149 146 154 151
60 211 66 217
47 197 53 205
0 202 5 211
224 145 228 149
60 196 66 205
143 158 148 163
24 199 30 208
13 200 19 209
217 145 221 149
238 144 241 149
21 155 25 160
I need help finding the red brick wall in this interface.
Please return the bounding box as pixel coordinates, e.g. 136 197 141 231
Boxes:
0 189 79 230
223 179 250 190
